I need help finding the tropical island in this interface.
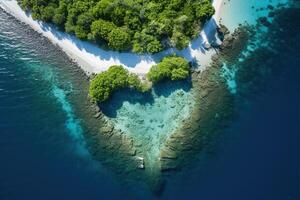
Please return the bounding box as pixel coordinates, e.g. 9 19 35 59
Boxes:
19 0 215 53
0 0 298 197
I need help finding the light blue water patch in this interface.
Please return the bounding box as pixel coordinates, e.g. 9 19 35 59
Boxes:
52 85 89 157
24 61 90 157
105 81 195 162
220 0 289 32
220 12 276 95
220 63 237 94
220 14 273 95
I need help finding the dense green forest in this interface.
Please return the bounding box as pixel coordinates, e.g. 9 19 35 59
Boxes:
19 0 214 53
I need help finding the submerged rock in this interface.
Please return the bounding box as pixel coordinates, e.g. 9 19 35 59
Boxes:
99 121 114 138
136 156 145 169
203 42 211 50
160 148 177 159
93 112 101 118
259 17 271 27
160 158 179 172
217 24 230 41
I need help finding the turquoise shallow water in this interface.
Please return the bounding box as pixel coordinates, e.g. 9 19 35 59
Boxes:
100 80 194 161
219 0 290 95
220 0 289 31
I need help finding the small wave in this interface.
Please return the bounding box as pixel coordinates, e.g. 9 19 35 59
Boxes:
19 57 32 61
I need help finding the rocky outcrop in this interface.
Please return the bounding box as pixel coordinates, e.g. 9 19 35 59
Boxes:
217 24 230 41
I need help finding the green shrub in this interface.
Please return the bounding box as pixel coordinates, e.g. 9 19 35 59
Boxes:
147 56 190 83
89 65 150 102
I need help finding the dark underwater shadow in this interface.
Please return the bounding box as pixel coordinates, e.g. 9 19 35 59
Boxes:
99 78 192 118
152 77 192 97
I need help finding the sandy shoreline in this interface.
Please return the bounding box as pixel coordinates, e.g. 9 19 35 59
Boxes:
0 0 223 76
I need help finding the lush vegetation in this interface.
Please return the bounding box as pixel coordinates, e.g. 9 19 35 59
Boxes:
147 56 190 83
19 0 215 53
89 65 149 102
89 56 189 102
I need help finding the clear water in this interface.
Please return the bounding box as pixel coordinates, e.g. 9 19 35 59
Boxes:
100 81 194 162
0 1 299 199
220 0 289 31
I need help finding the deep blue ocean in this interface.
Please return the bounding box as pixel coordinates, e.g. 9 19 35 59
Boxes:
0 2 299 200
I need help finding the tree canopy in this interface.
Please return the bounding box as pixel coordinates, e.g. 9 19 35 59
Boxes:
89 56 189 102
20 0 215 53
147 56 190 83
89 65 149 102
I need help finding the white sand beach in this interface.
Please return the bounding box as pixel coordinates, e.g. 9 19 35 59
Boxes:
0 0 224 76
